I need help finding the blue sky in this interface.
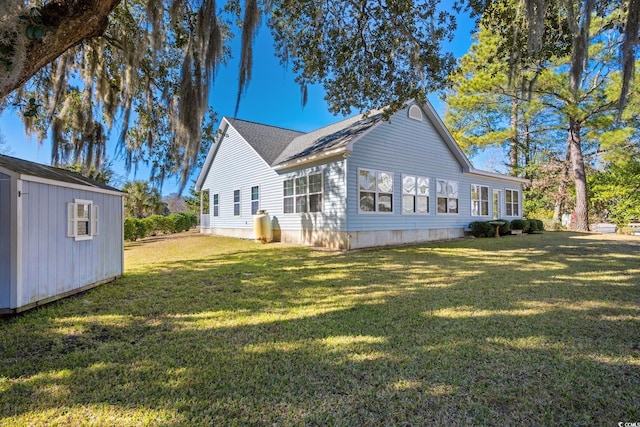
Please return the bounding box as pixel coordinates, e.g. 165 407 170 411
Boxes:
0 12 488 196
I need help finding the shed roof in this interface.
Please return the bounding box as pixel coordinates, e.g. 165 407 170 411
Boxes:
0 154 123 193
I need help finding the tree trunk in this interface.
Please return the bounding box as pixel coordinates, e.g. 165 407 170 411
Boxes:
553 146 571 222
0 0 121 98
509 95 519 176
568 117 589 231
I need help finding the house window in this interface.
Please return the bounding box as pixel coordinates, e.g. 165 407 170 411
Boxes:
233 189 240 216
283 179 294 213
359 169 393 213
283 173 323 214
251 186 260 215
402 175 429 214
493 190 500 220
408 105 423 121
212 193 219 217
67 199 98 241
436 179 458 214
506 189 520 216
471 184 489 216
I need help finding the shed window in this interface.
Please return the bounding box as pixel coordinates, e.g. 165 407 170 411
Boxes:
67 199 98 241
359 169 393 213
471 184 489 216
436 179 458 214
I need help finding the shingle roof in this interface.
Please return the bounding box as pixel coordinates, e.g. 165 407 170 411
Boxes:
273 112 383 164
227 110 384 167
0 154 122 192
226 118 304 165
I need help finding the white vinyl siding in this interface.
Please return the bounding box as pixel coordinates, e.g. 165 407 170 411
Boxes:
471 184 489 216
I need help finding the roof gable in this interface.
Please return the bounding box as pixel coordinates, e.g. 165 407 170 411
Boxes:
0 154 123 192
227 118 304 165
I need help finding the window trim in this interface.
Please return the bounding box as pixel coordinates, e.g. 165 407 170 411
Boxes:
402 174 430 215
358 168 394 214
233 189 241 216
212 193 219 217
471 184 490 217
436 179 459 215
251 185 260 215
283 172 323 214
67 198 98 241
505 189 520 217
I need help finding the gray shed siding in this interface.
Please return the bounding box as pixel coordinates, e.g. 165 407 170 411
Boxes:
346 104 523 233
0 172 11 307
17 181 123 308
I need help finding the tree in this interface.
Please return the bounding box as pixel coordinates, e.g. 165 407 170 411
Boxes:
449 0 640 230
3 1 640 202
589 155 640 226
123 180 168 218
164 193 188 214
0 0 483 190
0 131 10 155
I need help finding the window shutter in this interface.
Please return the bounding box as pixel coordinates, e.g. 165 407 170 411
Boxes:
67 202 75 237
92 205 99 236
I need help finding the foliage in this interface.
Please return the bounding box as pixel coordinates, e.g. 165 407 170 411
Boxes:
142 214 173 235
124 216 147 241
60 161 115 185
469 221 495 237
167 212 196 232
184 186 209 216
510 218 528 231
1 232 639 425
589 156 640 226
497 219 511 235
123 180 167 218
526 218 544 233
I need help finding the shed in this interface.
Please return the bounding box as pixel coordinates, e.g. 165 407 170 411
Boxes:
0 154 124 314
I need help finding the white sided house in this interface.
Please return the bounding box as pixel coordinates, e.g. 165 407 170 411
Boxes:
195 101 528 250
0 155 124 314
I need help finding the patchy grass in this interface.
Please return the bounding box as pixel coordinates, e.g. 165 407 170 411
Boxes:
1 231 639 426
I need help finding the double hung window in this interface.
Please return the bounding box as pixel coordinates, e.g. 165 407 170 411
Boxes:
67 199 98 241
402 175 429 214
283 173 322 213
436 180 459 214
471 184 489 216
359 169 394 213
506 189 520 216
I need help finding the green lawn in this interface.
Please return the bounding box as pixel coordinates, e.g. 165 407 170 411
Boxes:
1 231 639 426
